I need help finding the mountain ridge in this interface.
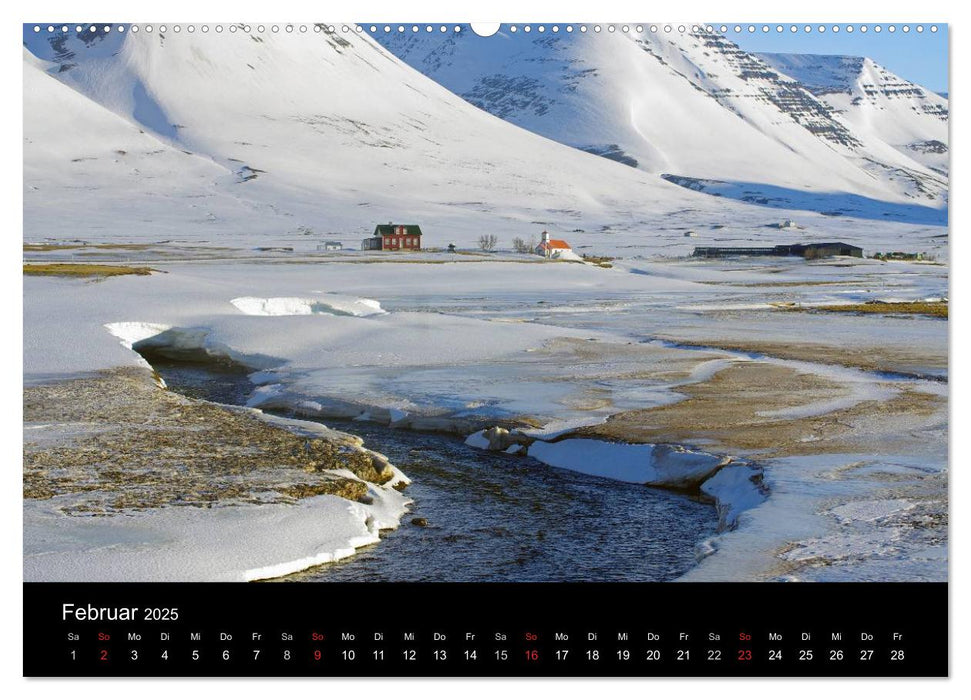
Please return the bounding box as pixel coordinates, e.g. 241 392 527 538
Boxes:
377 28 947 210
22 24 948 250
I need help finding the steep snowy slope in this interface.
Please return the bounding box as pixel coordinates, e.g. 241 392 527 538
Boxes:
378 27 947 212
24 25 723 245
23 48 297 241
756 53 868 95
758 53 949 176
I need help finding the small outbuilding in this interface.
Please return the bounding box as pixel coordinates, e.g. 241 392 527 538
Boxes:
317 241 343 251
362 224 422 251
796 242 863 259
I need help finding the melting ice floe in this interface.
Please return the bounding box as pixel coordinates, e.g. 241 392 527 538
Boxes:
230 295 385 317
526 438 729 488
103 321 284 372
465 432 765 531
103 321 175 351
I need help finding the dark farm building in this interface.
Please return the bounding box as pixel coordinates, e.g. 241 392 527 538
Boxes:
692 242 863 259
361 224 423 251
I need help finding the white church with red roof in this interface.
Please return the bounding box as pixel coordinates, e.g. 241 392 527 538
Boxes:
535 231 579 260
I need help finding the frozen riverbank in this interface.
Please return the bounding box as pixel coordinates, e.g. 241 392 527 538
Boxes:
82 357 719 582
23 369 411 582
23 257 948 582
25 488 409 582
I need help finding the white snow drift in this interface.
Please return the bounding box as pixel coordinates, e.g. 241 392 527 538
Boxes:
230 296 386 317
24 479 411 582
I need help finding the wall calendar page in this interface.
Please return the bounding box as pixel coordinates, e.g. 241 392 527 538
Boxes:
20 14 951 681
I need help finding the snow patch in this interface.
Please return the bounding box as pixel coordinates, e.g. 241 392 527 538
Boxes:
757 383 898 420
104 321 175 350
230 296 385 317
24 485 412 582
700 464 768 531
519 415 610 440
781 530 902 564
464 431 492 450
828 498 914 525
526 438 727 489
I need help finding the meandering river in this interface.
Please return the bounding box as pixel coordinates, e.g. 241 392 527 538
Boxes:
149 358 718 582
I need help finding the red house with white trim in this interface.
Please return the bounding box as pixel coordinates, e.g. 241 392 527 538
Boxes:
362 224 423 251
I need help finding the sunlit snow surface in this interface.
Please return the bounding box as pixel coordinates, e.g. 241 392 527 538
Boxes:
377 27 947 214
25 480 411 582
24 257 947 581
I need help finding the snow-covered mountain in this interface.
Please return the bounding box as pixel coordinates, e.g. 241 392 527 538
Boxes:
758 53 949 177
22 24 947 250
23 47 296 241
25 25 727 245
377 28 947 211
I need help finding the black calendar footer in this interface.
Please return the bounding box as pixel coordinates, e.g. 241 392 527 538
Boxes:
23 582 947 677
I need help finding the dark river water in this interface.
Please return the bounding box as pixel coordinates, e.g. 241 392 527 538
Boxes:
148 358 718 582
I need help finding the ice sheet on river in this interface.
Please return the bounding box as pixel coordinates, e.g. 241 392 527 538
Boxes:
24 478 411 582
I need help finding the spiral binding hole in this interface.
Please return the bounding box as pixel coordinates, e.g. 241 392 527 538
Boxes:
42 22 943 40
